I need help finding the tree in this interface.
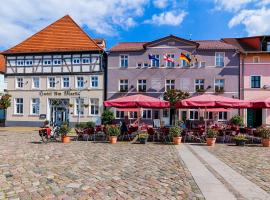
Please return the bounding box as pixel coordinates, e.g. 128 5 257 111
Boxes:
101 108 115 125
0 94 11 126
163 89 190 125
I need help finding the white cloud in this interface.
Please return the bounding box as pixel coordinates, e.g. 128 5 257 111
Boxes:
214 0 255 12
229 7 270 35
144 11 187 26
153 0 169 8
0 0 149 49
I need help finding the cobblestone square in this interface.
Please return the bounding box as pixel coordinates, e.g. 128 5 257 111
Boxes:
0 132 203 199
205 144 270 194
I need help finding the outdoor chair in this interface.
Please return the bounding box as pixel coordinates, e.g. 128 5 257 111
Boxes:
147 127 156 142
160 127 170 143
85 128 95 141
75 128 84 141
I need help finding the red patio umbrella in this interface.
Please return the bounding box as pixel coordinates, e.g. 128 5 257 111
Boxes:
175 94 251 109
104 94 170 108
252 96 270 108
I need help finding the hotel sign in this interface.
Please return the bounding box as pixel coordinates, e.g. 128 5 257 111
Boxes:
39 91 80 96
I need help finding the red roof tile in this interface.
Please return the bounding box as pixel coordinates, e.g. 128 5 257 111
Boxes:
110 39 237 52
0 54 6 73
110 42 146 52
3 15 102 54
196 40 238 50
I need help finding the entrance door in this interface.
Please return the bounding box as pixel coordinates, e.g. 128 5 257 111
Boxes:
247 109 262 128
49 99 69 126
55 109 65 126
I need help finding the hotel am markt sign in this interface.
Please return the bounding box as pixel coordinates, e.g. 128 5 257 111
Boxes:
39 90 80 97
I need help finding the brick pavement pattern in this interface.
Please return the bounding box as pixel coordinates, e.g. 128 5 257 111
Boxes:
205 144 270 194
0 132 203 200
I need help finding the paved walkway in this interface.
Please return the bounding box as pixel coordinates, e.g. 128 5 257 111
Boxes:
176 144 270 200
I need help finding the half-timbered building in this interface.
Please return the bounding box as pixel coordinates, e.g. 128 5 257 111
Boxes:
2 15 106 126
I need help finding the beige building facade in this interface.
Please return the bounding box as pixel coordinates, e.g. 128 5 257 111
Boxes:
2 15 106 126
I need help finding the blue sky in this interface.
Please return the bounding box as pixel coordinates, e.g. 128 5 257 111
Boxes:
0 0 270 50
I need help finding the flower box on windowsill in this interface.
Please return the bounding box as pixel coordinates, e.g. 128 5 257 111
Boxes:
119 89 128 92
138 89 146 93
196 88 206 93
215 88 225 93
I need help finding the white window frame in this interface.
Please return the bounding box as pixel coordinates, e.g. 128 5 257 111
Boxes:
90 75 99 88
119 79 129 92
73 58 81 64
14 98 23 115
16 77 24 89
75 98 84 116
16 60 24 66
165 79 175 91
25 60 33 66
90 98 99 116
215 52 225 67
200 61 206 68
53 59 62 65
218 112 228 121
82 58 90 64
215 79 225 91
115 110 125 119
151 55 160 67
195 79 205 91
47 77 56 89
76 76 84 88
189 110 199 120
120 55 128 68
43 59 52 66
166 54 175 68
32 77 40 89
62 76 70 88
30 98 40 115
137 79 147 92
129 111 138 119
142 109 152 119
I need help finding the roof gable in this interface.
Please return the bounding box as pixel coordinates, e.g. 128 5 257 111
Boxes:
143 35 199 48
3 15 102 54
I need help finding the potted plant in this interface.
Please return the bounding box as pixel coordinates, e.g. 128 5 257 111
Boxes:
169 126 183 145
59 124 71 143
138 133 149 144
83 104 89 108
196 88 206 93
257 126 270 147
230 115 244 130
101 109 115 125
233 134 247 146
215 88 225 93
107 126 120 144
206 128 218 146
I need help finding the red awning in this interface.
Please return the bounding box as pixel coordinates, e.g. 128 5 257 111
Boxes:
176 94 251 108
104 94 170 108
116 108 141 112
205 108 229 112
251 96 270 108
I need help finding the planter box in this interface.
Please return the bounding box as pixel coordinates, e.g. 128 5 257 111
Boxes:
262 139 270 147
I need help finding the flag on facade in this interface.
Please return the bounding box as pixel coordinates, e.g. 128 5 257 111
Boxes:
148 54 159 61
163 54 174 62
179 53 191 64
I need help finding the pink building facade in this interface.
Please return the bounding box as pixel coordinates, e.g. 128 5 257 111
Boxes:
225 36 270 127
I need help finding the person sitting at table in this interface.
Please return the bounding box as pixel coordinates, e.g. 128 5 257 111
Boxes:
120 121 128 134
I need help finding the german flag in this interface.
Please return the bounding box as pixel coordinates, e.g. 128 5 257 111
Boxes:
179 53 191 64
